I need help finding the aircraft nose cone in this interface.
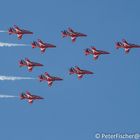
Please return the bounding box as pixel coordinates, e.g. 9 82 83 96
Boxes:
39 63 43 66
59 78 63 80
29 31 33 34
88 71 94 74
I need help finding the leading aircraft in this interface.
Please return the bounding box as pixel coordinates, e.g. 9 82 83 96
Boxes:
31 39 56 53
20 91 44 104
61 27 87 42
19 58 43 72
8 25 33 39
116 39 140 53
84 47 110 60
38 72 63 87
69 66 94 79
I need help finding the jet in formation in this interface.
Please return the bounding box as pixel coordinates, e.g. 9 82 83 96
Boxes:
19 58 43 72
69 66 93 79
8 25 33 39
38 72 63 87
116 39 140 53
31 39 56 53
20 91 44 104
61 27 87 42
84 47 110 60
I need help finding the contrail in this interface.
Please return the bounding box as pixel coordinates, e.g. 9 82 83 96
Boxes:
0 30 7 33
0 76 35 81
0 95 18 98
0 42 29 47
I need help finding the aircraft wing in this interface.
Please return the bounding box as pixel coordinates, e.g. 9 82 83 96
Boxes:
28 99 33 104
75 66 81 71
93 54 99 60
48 81 53 87
40 48 46 53
38 40 45 46
28 66 33 72
71 37 76 42
26 92 32 98
14 25 22 32
78 74 83 79
68 28 75 33
17 34 23 39
125 48 130 53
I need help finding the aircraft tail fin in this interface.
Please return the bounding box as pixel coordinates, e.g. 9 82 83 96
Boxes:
61 30 67 37
8 27 14 35
38 75 45 82
31 41 38 48
20 93 25 100
69 67 75 74
116 42 122 49
19 60 26 67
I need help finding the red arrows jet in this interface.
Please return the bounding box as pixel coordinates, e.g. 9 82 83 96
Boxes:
31 39 56 53
8 25 33 39
38 72 63 87
84 47 110 60
116 39 140 53
69 66 93 79
19 58 43 72
61 27 87 42
20 91 44 104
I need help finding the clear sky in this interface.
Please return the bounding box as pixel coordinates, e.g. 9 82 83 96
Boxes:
0 0 139 139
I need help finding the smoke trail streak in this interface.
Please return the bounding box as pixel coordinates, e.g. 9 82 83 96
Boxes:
0 30 7 33
0 76 35 81
0 95 18 98
0 42 29 47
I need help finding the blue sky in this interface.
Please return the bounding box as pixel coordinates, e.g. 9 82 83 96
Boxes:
0 0 140 139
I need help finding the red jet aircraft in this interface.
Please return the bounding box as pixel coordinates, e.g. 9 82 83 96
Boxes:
38 72 63 87
31 39 56 53
116 39 140 53
20 91 44 104
8 25 33 39
61 27 87 42
84 47 110 60
69 66 93 79
19 58 43 72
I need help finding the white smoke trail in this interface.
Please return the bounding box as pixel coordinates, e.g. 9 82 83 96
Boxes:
0 42 29 47
0 76 35 81
0 30 7 33
0 95 18 98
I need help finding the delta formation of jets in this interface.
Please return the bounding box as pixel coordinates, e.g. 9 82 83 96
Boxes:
2 25 140 104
